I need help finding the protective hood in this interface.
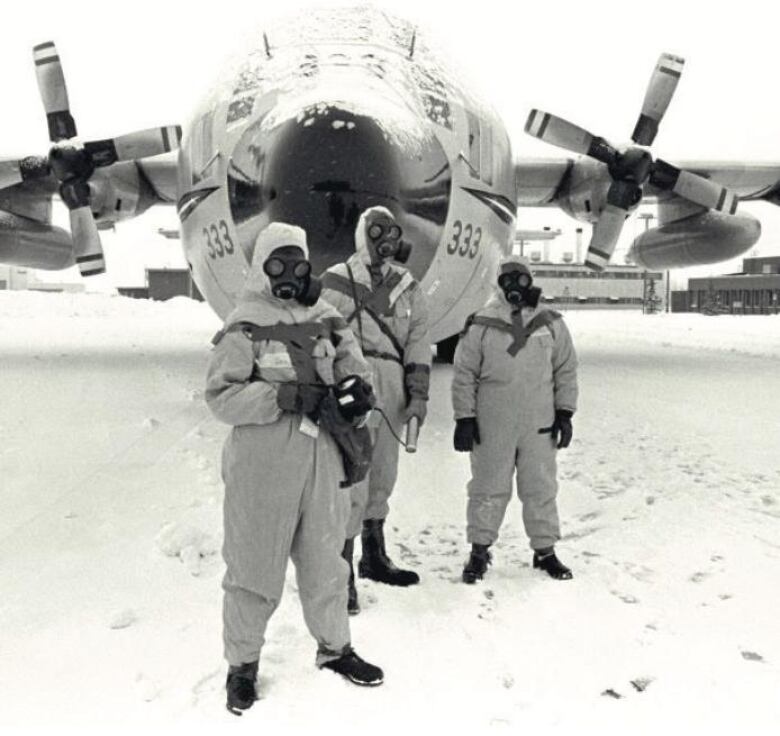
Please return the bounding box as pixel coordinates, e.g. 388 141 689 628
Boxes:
240 222 309 299
354 205 396 274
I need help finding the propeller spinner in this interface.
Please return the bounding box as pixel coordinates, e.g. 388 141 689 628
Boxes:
525 53 739 271
0 42 181 277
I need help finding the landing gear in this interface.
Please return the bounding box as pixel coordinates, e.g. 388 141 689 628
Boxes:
435 333 459 364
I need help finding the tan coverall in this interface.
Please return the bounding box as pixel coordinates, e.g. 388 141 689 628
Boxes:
320 209 431 539
451 271 578 550
206 223 373 667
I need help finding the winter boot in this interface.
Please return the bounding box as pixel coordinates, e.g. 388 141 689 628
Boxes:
462 543 492 584
358 518 420 586
319 647 384 686
226 661 258 715
341 538 360 615
533 548 573 580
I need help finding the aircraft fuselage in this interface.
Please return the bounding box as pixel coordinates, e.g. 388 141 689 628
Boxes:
175 7 516 341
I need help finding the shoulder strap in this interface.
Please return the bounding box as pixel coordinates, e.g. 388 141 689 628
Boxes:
470 315 514 334
524 310 562 335
221 320 332 384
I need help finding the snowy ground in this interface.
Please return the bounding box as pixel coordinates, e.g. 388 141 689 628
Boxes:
1 292 779 735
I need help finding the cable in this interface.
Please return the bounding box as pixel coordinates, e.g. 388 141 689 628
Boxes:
372 407 409 449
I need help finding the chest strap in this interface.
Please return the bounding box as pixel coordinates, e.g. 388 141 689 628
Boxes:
323 267 408 361
465 310 561 356
217 320 334 384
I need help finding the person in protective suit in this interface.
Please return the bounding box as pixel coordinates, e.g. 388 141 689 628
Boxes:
206 222 384 715
321 206 431 614
451 254 578 584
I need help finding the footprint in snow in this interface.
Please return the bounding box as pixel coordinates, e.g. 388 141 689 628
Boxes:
578 511 600 522
610 590 639 605
741 650 765 663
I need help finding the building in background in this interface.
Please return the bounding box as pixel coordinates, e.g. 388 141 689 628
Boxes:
118 268 203 302
0 265 85 293
673 256 780 315
532 263 664 309
516 227 664 310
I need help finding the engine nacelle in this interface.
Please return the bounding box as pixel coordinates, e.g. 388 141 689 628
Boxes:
556 158 611 224
628 210 761 270
0 210 74 270
88 161 159 226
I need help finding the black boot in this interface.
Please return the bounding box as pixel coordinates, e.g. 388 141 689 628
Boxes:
319 647 384 686
226 661 258 715
358 519 420 587
341 538 360 615
462 543 492 584
533 548 573 580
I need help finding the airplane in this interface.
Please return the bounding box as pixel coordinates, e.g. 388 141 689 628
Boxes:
1 6 779 358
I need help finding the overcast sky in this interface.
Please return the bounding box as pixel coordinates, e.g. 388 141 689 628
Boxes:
3 0 779 286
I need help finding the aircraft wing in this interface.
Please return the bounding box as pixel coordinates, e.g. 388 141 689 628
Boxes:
0 153 179 272
514 157 780 270
0 40 182 277
515 158 780 208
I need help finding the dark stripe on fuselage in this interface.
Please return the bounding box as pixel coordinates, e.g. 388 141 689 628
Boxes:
177 187 220 222
461 187 515 225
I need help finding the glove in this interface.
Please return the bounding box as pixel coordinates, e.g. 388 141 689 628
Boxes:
453 417 480 452
333 375 375 422
276 382 329 416
551 409 573 449
403 397 428 426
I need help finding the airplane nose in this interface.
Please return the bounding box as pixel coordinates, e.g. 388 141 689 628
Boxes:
228 102 450 277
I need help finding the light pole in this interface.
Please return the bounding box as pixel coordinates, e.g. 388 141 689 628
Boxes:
637 213 654 314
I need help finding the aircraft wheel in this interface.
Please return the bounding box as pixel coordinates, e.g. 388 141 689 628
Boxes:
435 334 459 364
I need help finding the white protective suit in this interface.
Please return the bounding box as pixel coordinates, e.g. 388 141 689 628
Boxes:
206 223 373 667
451 254 578 550
320 207 431 538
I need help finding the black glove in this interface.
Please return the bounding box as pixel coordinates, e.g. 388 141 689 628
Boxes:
333 375 375 422
453 417 480 452
276 382 329 416
551 409 573 449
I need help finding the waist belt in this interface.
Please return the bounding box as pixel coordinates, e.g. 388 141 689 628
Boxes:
363 349 403 365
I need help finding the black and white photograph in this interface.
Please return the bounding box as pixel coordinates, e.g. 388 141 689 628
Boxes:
1 0 779 732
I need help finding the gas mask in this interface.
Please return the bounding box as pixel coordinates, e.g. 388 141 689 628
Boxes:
498 266 541 308
263 246 322 306
364 212 412 264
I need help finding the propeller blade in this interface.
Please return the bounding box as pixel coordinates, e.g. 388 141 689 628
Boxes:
632 53 685 146
674 170 739 214
651 159 739 214
70 206 105 276
0 160 23 189
84 126 183 167
525 109 617 164
33 42 77 142
585 199 631 271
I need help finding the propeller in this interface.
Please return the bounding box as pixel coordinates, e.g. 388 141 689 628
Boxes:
525 52 739 271
0 41 182 277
